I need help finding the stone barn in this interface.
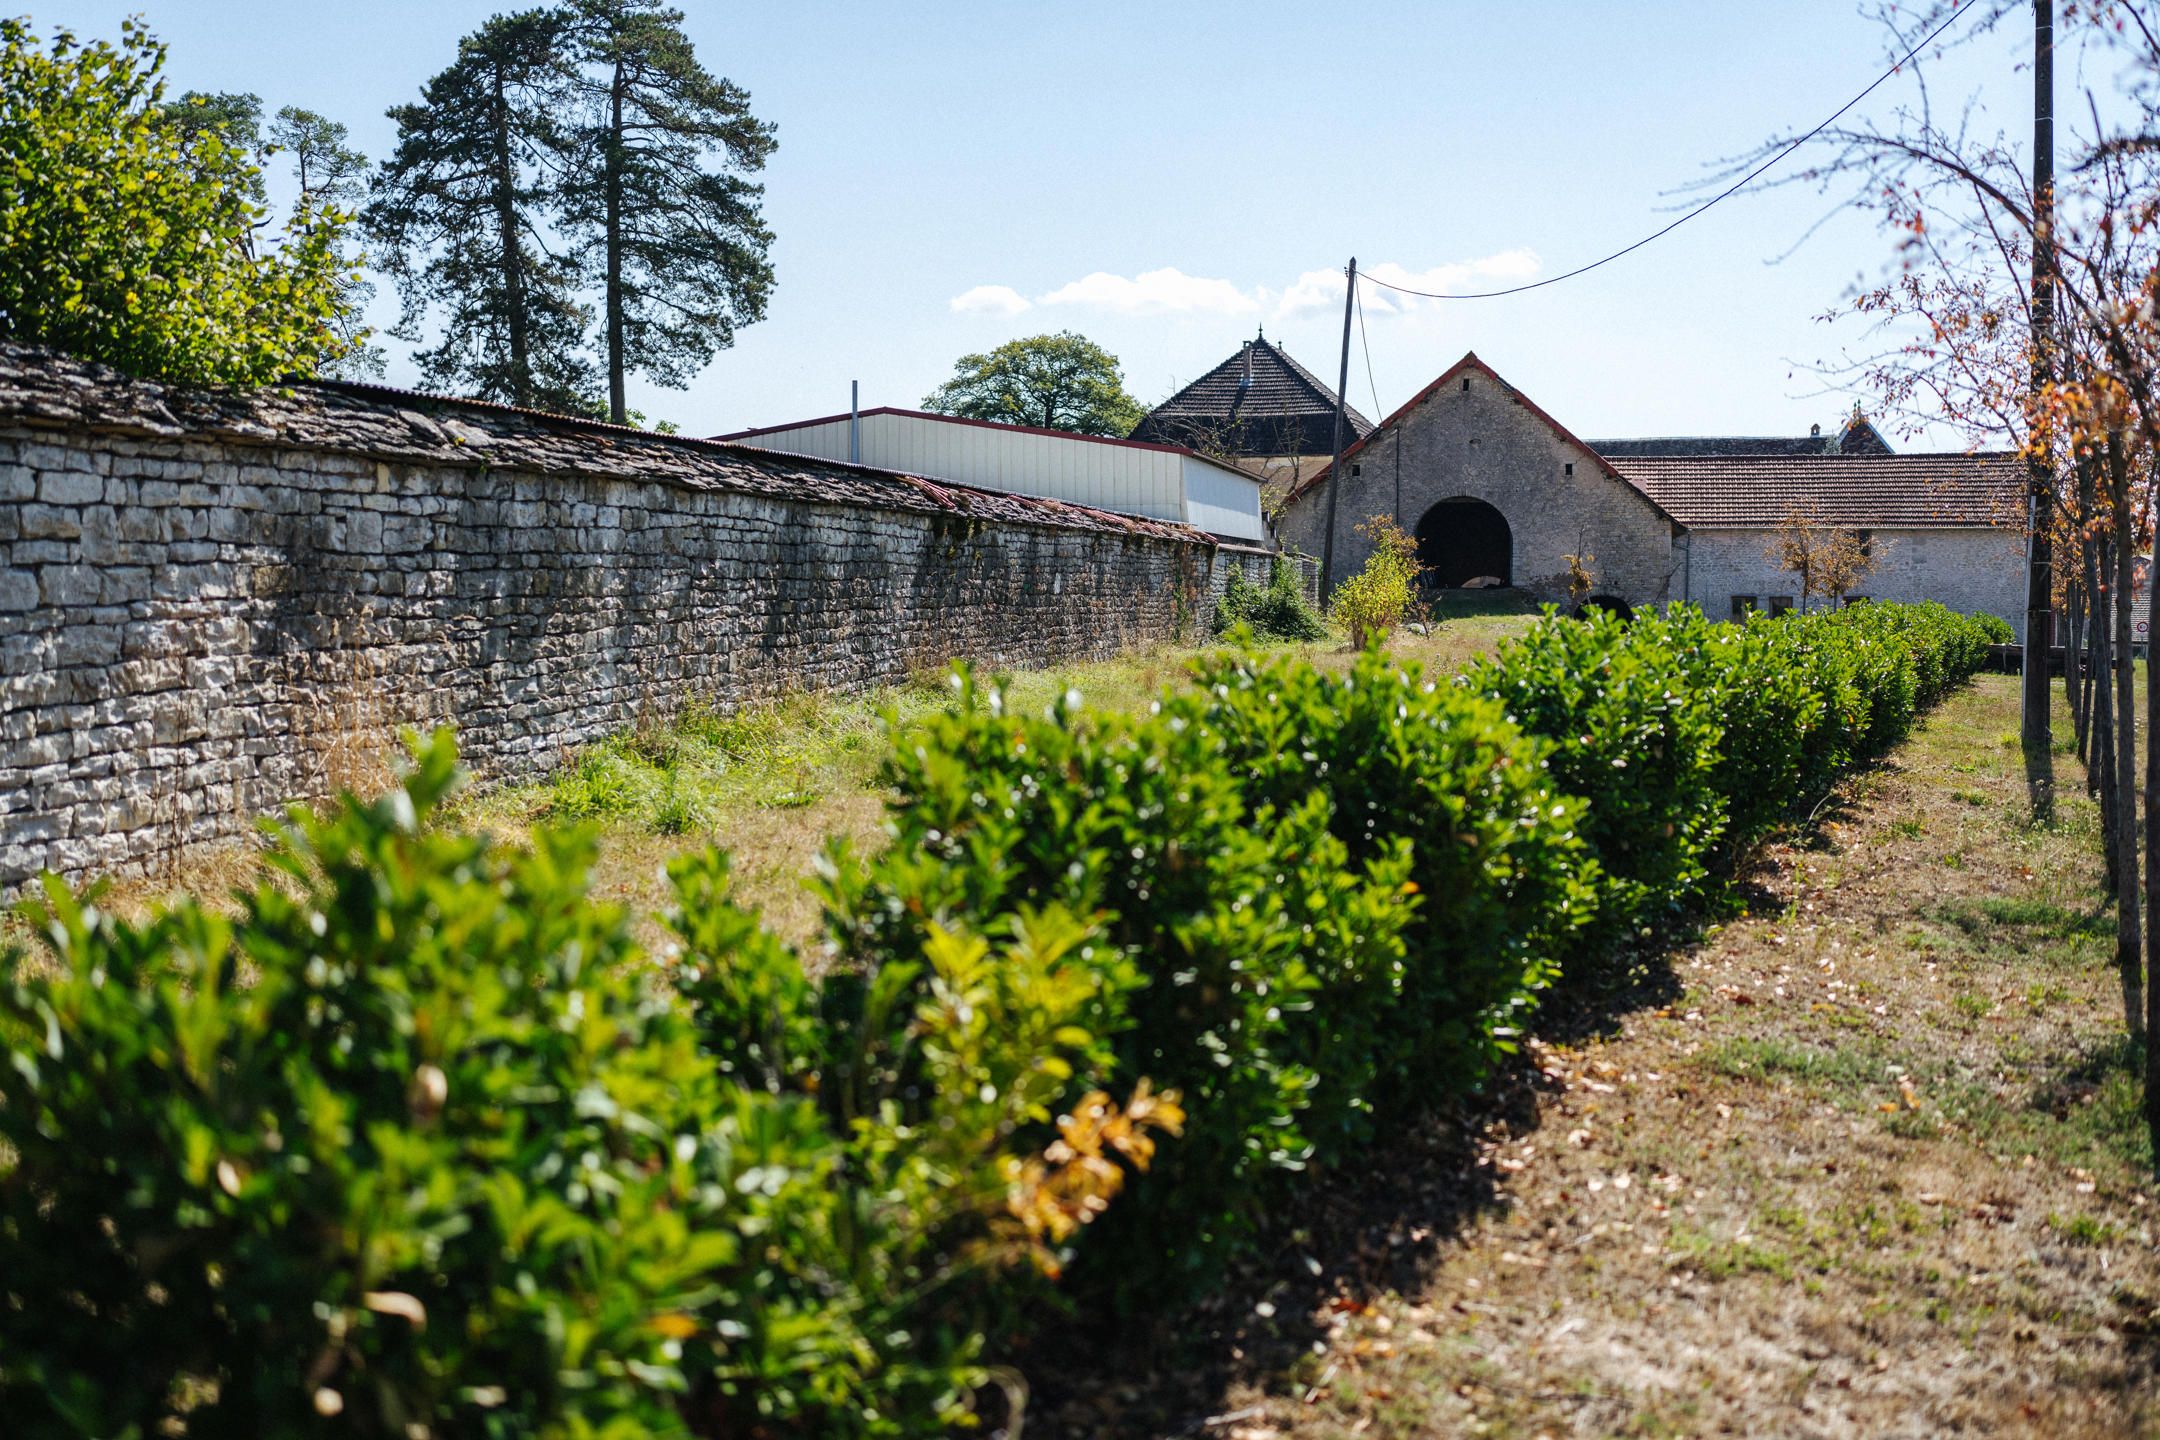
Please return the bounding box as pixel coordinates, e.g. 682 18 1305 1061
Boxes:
1273 352 2027 635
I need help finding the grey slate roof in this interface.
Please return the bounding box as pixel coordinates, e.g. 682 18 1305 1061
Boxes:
1610 452 2023 529
1588 416 1894 459
0 343 1208 544
1129 333 1372 457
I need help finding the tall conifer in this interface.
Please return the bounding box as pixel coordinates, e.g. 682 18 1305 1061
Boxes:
366 9 594 411
563 0 774 423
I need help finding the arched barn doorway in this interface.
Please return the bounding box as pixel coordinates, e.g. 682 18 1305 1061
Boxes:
1415 497 1512 589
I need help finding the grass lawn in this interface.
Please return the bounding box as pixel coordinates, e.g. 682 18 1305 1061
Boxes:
1030 673 2160 1439
447 603 1539 948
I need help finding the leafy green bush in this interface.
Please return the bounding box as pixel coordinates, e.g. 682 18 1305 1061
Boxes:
1184 647 1594 1095
819 673 1421 1303
0 736 1162 1438
1465 607 1727 927
1329 517 1422 647
0 601 2007 1435
1214 554 1327 640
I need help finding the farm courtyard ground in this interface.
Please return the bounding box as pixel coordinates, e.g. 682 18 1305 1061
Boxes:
1027 672 2160 1439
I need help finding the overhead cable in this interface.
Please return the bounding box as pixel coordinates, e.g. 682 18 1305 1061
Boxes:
1360 1 1982 302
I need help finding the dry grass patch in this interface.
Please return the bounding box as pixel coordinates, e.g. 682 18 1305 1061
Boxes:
1031 675 2160 1440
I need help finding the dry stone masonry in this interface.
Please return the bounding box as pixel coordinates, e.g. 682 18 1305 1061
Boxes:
0 344 1254 889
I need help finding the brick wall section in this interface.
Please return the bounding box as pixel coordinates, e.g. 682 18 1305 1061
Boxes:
0 345 1238 889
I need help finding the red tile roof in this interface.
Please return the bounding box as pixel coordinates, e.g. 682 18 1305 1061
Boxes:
1609 452 2024 529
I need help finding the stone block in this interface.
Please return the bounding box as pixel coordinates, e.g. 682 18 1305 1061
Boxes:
37 469 104 506
0 568 37 612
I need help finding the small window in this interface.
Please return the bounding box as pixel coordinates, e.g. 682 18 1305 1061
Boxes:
1730 595 1758 620
1564 462 1575 476
1857 529 1873 558
1350 463 1361 476
1768 595 1796 616
1461 377 1471 392
1843 594 1871 607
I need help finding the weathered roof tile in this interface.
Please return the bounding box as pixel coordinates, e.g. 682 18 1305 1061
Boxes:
0 344 1210 545
1610 452 2022 529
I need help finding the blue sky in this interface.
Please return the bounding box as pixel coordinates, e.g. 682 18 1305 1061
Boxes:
36 2 2031 444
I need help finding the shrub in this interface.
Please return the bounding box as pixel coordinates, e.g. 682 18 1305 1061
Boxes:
1465 606 1727 927
817 673 1421 1304
0 601 2008 1435
1183 647 1594 1095
0 735 1161 1438
1215 554 1327 641
1329 517 1421 647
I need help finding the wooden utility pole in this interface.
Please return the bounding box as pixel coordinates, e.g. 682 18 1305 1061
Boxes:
2022 0 2056 763
1320 257 1357 600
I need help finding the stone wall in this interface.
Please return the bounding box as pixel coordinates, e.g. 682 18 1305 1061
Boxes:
0 345 1232 889
1680 526 2027 637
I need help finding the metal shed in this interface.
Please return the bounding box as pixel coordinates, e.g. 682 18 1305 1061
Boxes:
715 407 1266 543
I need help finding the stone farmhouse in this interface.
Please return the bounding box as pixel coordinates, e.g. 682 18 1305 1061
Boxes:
1263 353 2027 636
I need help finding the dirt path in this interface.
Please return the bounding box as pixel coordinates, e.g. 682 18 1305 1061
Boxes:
1039 674 2160 1439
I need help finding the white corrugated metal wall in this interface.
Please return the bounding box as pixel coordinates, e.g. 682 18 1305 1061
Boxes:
727 410 1263 542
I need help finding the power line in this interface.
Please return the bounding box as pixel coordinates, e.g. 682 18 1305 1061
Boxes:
1354 281 1383 421
1360 1 1982 303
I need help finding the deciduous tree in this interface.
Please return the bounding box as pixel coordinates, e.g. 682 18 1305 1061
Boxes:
923 331 1147 437
1766 504 1878 611
0 20 354 384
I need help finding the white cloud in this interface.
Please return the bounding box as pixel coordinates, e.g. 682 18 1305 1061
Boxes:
950 284 1032 316
1037 267 1261 316
1273 250 1543 318
956 252 1544 325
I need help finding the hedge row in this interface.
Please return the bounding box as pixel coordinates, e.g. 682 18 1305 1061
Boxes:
0 602 2009 1438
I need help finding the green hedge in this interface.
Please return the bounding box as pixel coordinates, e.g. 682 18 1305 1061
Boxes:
0 602 2006 1437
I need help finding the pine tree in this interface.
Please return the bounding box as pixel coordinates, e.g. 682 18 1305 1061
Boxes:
562 0 774 424
270 106 385 379
365 9 595 411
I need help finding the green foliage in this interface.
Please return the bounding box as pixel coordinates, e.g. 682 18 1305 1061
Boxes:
922 331 1148 437
1329 516 1422 647
0 602 2006 1434
269 104 385 379
1186 648 1595 1094
0 19 357 384
562 0 776 422
819 672 1415 1300
0 736 1145 1437
366 10 598 412
1466 606 1728 926
1213 554 1327 640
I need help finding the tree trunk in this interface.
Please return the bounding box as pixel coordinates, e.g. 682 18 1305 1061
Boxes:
2143 529 2160 1155
490 66 531 407
2109 434 2143 1037
2067 575 2087 758
605 54 628 425
2078 451 2101 766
